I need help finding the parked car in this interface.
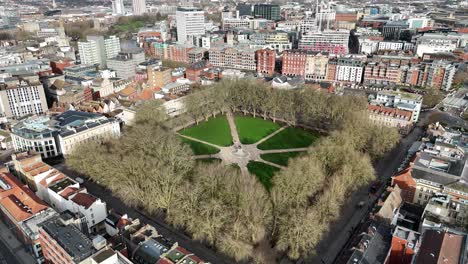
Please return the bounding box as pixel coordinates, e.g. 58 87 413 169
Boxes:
75 177 84 184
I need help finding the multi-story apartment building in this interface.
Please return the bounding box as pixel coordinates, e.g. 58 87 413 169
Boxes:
11 111 120 158
168 44 193 64
112 0 125 15
187 47 206 64
148 66 171 89
364 62 404 85
39 215 96 263
378 41 404 51
382 21 408 40
367 104 413 133
107 49 145 79
304 52 329 81
248 32 292 53
176 7 205 44
426 61 457 91
253 4 280 21
0 75 48 120
329 57 365 83
132 0 146 15
208 46 256 71
281 50 307 77
413 32 462 57
375 90 422 122
299 30 349 55
78 35 121 68
256 49 276 76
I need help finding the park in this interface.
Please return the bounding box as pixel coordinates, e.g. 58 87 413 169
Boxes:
178 113 320 190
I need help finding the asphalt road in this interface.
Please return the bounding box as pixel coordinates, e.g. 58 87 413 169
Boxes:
315 109 468 264
52 163 233 264
0 238 17 264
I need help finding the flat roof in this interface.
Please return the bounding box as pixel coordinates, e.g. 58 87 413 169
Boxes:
40 216 96 261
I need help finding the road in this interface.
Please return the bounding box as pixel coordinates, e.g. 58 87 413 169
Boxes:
0 238 18 264
312 109 468 264
52 163 233 264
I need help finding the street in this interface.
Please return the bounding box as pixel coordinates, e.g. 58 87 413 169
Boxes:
312 109 468 264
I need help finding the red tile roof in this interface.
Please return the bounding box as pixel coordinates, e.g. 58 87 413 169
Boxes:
0 171 48 222
71 192 97 209
59 187 79 199
368 104 412 120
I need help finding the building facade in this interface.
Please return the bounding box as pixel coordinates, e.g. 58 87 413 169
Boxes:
176 7 205 44
256 49 275 76
208 46 256 71
78 36 121 68
299 30 349 55
11 111 121 158
0 76 48 120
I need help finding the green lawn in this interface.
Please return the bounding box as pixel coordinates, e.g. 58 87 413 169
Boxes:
180 116 232 147
260 152 304 166
234 116 281 144
180 137 220 155
258 127 319 150
247 161 280 191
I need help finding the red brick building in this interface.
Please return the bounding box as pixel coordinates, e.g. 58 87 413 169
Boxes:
256 49 276 76
39 216 96 264
168 44 193 64
50 59 73 75
282 50 307 77
186 61 210 82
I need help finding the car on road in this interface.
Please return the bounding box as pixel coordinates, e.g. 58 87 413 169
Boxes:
75 177 84 184
368 181 381 194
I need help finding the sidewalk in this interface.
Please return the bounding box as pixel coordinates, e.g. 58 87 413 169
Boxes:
0 220 36 264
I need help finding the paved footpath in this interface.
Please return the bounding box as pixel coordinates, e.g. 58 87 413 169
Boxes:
0 220 36 264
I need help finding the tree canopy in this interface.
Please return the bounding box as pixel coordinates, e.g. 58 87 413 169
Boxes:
68 80 400 263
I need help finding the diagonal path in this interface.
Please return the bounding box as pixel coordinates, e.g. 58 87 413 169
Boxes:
226 111 241 145
177 134 223 149
193 154 220 159
254 125 288 146
259 148 309 154
257 159 285 169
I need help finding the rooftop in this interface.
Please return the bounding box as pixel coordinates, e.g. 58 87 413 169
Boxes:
40 215 96 262
415 229 467 264
12 110 115 139
378 89 422 101
0 171 49 222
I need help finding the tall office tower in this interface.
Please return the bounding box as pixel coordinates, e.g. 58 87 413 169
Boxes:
236 4 252 17
132 0 146 15
253 4 280 21
112 0 125 15
176 7 205 44
78 35 121 68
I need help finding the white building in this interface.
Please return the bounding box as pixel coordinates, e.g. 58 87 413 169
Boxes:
11 111 121 158
378 41 404 51
0 75 48 120
299 30 349 55
11 153 108 234
413 32 462 57
132 0 146 15
176 7 205 44
78 36 121 68
375 90 423 122
112 0 125 15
